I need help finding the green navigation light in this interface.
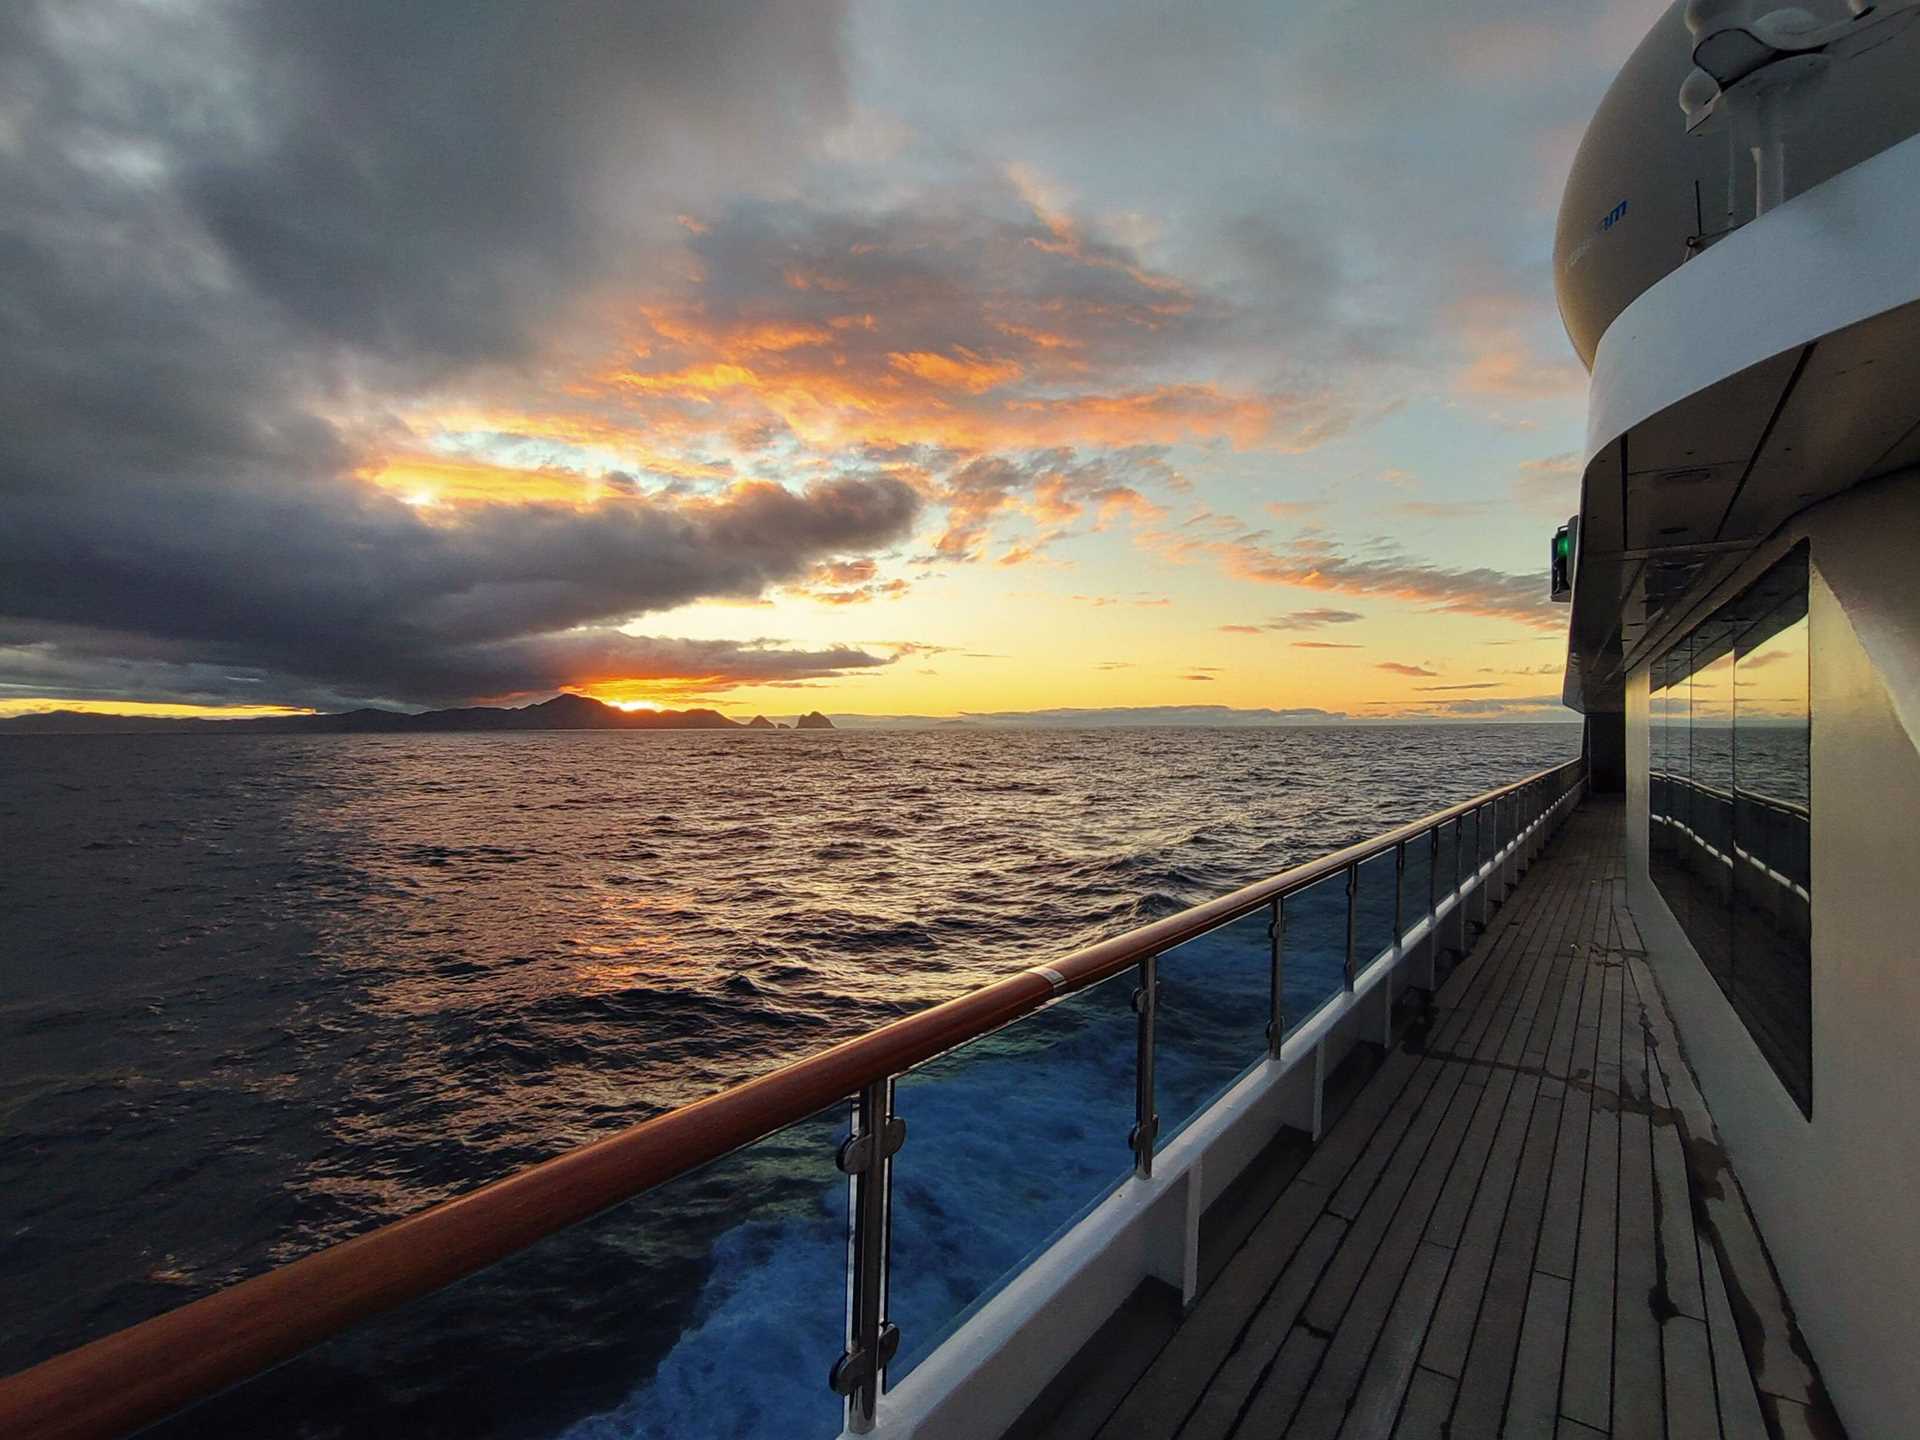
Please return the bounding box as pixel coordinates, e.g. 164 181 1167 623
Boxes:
1554 531 1572 560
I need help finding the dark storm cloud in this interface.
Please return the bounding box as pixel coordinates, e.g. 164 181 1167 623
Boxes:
0 475 917 704
0 628 893 712
193 1 852 367
0 1 921 709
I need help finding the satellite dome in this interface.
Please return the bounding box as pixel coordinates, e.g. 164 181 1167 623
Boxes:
1553 0 1920 369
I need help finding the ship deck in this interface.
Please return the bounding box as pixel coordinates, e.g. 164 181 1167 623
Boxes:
1050 799 1836 1440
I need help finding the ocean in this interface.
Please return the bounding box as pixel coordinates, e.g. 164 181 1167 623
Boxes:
0 724 1580 1436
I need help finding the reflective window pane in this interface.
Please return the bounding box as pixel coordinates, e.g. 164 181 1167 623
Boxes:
1733 553 1811 1112
888 971 1136 1382
1283 869 1350 1033
152 1105 853 1440
1353 850 1398 970
1644 544 1811 1115
1687 635 1736 983
1155 908 1274 1144
1401 834 1433 939
1433 819 1457 898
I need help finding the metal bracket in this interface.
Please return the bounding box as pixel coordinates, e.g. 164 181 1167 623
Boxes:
1128 1116 1160 1157
836 1118 907 1175
830 1323 901 1397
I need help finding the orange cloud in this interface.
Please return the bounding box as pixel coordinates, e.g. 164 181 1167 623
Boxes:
1514 451 1582 516
887 349 1023 393
1146 523 1559 631
1448 297 1586 402
359 454 609 508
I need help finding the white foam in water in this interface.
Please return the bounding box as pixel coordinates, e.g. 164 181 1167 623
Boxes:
560 928 1352 1439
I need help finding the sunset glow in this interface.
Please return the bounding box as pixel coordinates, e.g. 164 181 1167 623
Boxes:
0 0 1657 723
0 700 319 722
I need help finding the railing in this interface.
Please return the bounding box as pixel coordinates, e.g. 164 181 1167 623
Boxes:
1651 772 1810 893
0 758 1587 1440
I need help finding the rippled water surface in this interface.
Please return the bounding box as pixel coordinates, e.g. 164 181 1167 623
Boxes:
0 724 1578 1430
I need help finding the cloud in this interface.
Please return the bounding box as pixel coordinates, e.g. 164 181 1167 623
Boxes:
0 628 894 711
1292 641 1363 650
1514 451 1583 518
1392 499 1492 520
1266 607 1365 631
1219 608 1367 637
1415 682 1499 691
572 192 1355 465
1070 594 1171 608
189 2 852 369
1384 693 1575 718
1378 662 1438 677
1148 525 1560 631
0 3 941 710
1452 324 1588 401
951 704 1346 727
0 0 1620 711
1265 499 1330 522
1 473 920 707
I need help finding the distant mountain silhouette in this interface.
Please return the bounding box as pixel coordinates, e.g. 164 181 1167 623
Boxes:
746 714 776 729
0 693 746 735
794 710 835 730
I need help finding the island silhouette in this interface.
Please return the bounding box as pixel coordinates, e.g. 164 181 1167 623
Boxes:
0 694 836 735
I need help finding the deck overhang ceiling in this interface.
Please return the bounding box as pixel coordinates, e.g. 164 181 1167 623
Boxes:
1562 134 1920 713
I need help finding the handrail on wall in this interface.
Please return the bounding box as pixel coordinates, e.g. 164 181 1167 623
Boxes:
0 757 1588 1440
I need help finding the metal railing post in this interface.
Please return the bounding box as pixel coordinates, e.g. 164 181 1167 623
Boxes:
1393 840 1406 948
1452 815 1462 894
1343 861 1358 989
1267 896 1287 1060
1427 827 1439 926
833 1079 904 1432
1130 956 1159 1179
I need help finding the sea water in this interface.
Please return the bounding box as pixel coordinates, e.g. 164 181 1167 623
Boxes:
0 724 1579 1436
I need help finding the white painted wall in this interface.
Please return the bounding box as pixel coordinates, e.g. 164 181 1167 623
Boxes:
1622 474 1920 1439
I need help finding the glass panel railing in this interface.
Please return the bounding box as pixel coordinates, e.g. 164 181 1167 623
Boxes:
1458 807 1478 883
1402 834 1433 939
147 1105 853 1440
1354 850 1397 968
886 970 1136 1384
1283 869 1349 1033
1435 817 1458 896
1154 908 1274 1146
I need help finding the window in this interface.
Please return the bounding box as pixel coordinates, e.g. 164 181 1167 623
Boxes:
1647 545 1811 1113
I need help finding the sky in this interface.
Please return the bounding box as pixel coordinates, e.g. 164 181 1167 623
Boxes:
0 0 1671 723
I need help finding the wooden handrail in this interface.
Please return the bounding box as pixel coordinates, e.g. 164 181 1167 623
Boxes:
0 757 1585 1440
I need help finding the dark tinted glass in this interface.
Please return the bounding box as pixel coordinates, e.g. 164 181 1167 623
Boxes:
1645 545 1810 1114
1732 554 1811 1111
